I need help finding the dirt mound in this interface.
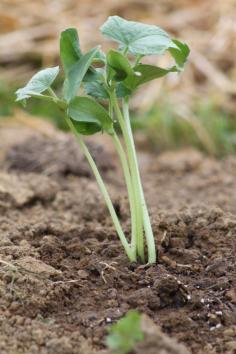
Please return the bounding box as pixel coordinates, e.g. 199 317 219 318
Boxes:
6 133 114 177
0 128 236 354
134 315 190 354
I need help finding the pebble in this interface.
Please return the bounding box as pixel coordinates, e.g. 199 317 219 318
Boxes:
226 341 236 350
224 327 236 336
208 313 220 326
15 316 25 325
77 270 89 279
9 301 20 311
225 289 236 303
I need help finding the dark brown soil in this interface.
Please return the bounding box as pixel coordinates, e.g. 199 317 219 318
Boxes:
0 126 235 354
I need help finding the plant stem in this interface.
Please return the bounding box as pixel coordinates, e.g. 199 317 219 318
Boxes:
64 115 135 262
48 87 58 99
33 92 67 109
134 54 143 66
123 47 129 55
122 97 156 264
112 133 137 254
111 92 145 263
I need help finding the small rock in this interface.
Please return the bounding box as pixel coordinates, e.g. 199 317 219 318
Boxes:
0 235 12 246
208 313 220 327
225 289 236 303
161 256 177 269
77 270 89 279
226 341 236 351
15 316 25 325
153 276 188 308
9 301 20 311
223 327 236 337
15 256 61 278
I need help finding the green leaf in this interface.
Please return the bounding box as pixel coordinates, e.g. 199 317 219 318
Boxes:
106 311 144 354
60 28 82 75
93 49 106 65
169 39 190 70
116 83 132 98
101 16 176 56
67 96 113 134
71 120 101 135
15 66 59 101
60 28 102 90
84 80 131 99
124 64 178 91
107 50 134 81
82 68 104 83
84 81 109 99
63 47 99 102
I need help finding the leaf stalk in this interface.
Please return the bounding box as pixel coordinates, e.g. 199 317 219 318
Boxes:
64 115 136 262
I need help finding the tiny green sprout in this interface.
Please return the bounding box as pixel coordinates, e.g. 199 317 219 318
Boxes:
106 311 143 354
15 16 189 264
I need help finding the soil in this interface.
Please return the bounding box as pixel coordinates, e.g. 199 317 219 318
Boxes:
0 126 235 354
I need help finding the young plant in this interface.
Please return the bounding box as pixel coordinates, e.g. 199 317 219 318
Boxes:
106 311 143 354
15 16 189 264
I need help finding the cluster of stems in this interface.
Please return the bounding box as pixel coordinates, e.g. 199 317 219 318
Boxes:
54 88 156 264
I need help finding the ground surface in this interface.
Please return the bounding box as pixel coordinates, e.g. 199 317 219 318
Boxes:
0 126 235 354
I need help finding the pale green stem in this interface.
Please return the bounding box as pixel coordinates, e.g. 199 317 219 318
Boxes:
122 97 156 264
111 92 145 262
112 133 137 254
134 54 143 66
31 92 66 109
123 47 129 55
48 87 58 99
109 100 137 252
64 115 135 262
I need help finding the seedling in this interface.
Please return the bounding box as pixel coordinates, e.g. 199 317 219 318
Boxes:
106 311 143 354
15 16 189 264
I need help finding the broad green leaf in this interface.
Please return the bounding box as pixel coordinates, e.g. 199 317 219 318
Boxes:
107 50 134 81
101 16 176 56
84 81 109 99
124 64 178 91
169 39 190 70
71 119 101 135
106 311 144 354
15 66 59 101
67 96 113 134
63 47 99 102
60 28 82 75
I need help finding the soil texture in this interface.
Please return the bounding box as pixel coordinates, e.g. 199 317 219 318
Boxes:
0 127 235 354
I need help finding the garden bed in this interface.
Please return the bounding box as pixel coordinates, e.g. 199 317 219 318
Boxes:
0 126 235 354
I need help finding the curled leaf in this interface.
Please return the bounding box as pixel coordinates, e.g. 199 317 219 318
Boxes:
16 67 59 102
67 96 113 135
60 28 82 75
169 39 190 70
107 50 134 81
63 47 99 102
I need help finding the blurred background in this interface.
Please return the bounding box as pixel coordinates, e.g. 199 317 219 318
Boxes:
0 0 236 156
